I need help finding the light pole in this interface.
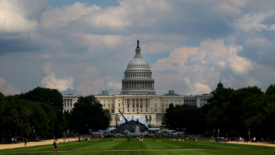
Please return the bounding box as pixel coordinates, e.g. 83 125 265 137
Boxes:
213 129 215 138
218 129 220 137
32 126 35 142
248 128 250 142
67 129 69 142
85 124 88 139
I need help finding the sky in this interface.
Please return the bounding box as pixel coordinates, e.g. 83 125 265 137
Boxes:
1 0 275 96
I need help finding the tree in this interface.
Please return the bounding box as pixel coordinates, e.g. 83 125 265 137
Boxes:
265 84 275 95
103 109 112 123
19 87 64 137
69 95 109 134
165 104 176 129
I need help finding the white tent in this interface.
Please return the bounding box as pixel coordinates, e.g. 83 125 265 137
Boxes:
119 116 149 128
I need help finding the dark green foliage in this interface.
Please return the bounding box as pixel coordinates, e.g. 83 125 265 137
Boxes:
67 95 109 134
19 87 65 137
265 84 275 95
164 85 275 139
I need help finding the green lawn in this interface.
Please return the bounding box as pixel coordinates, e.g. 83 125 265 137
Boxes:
0 137 275 155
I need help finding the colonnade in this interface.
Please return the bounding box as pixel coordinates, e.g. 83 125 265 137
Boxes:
120 98 152 113
122 82 154 90
63 99 74 107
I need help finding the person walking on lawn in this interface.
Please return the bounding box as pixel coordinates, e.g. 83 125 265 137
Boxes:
53 139 58 152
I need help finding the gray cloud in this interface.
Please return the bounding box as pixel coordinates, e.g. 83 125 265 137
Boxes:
0 0 275 95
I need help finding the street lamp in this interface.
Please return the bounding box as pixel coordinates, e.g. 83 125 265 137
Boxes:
85 124 88 139
248 129 250 142
32 126 35 142
218 129 220 137
67 129 69 142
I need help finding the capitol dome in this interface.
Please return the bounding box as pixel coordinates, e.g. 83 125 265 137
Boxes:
127 58 150 69
121 40 156 95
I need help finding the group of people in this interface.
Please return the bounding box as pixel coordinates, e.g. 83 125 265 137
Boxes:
137 136 144 141
10 138 17 143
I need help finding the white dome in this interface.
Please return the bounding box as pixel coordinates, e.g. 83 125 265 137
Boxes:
127 58 150 69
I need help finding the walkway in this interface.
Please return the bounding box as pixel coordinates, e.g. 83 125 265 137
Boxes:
0 138 79 150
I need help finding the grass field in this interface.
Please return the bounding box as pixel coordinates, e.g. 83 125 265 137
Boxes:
0 137 275 155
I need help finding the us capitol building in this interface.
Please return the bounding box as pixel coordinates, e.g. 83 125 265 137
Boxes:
62 40 223 126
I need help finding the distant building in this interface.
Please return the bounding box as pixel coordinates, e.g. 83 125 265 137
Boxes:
211 81 224 94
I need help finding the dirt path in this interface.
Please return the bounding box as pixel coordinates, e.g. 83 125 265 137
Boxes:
228 141 275 147
0 138 79 150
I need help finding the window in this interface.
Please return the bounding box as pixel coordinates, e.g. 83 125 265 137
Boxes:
127 104 129 108
108 104 110 107
175 100 177 102
155 109 157 112
108 100 110 102
104 103 105 107
133 109 135 112
133 104 135 107
162 100 164 102
137 103 139 107
128 109 129 112
155 100 156 101
141 109 142 112
112 110 114 113
119 104 120 107
146 104 148 107
162 104 164 107
146 109 148 112
166 100 167 102
166 104 168 107
112 104 114 107
104 100 105 102
155 103 157 107
162 110 164 113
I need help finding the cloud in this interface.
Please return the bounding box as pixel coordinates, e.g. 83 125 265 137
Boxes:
0 0 44 33
1 0 275 96
75 67 121 95
152 39 258 95
41 62 74 91
0 76 20 95
233 10 275 31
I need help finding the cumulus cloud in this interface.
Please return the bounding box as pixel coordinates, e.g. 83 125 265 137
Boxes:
41 62 74 91
152 39 259 95
0 76 20 95
75 67 121 95
1 0 275 96
0 0 43 33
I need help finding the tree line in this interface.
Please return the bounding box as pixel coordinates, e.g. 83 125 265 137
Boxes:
164 85 275 140
0 87 110 143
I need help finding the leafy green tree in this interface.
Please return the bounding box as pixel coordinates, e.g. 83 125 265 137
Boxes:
165 104 176 129
19 87 64 137
69 95 109 134
265 84 275 95
103 109 112 123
